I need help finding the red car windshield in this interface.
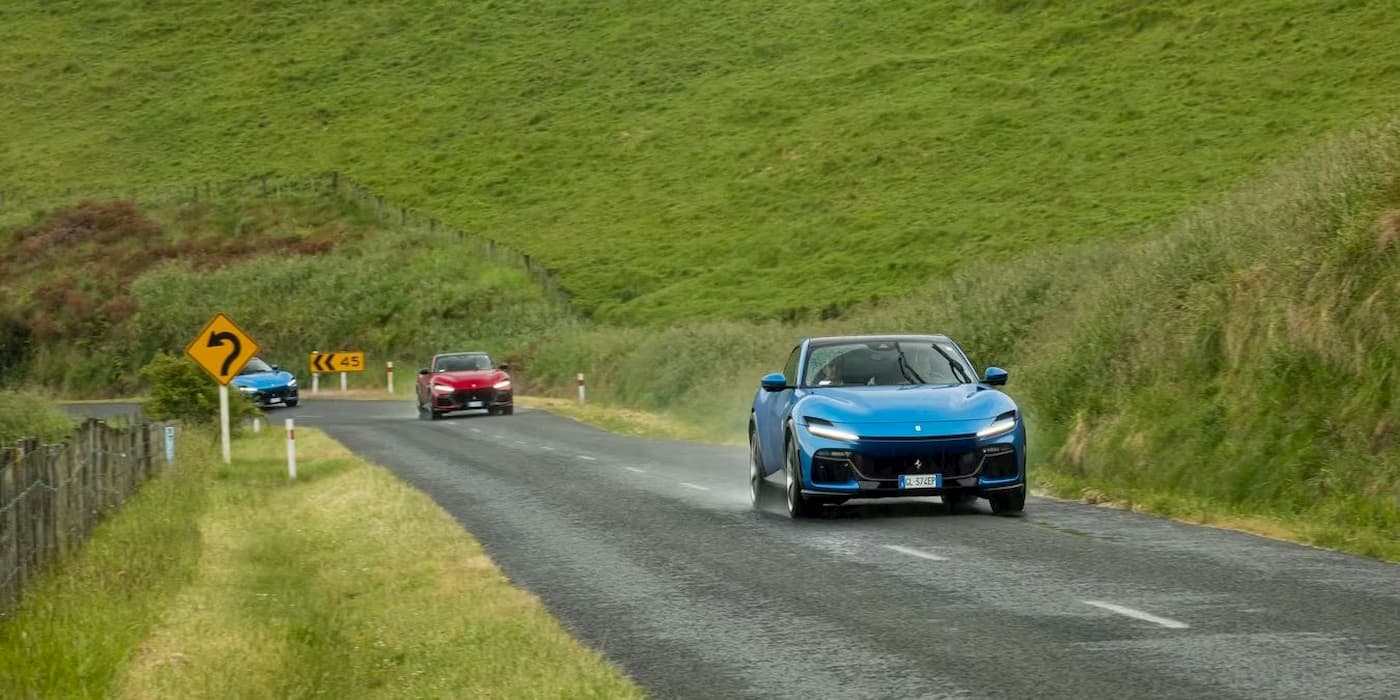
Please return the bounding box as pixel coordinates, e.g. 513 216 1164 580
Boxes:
435 355 492 372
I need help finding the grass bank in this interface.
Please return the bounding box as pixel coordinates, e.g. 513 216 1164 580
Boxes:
4 1 1400 321
0 390 75 444
0 194 564 395
522 121 1400 561
0 427 641 698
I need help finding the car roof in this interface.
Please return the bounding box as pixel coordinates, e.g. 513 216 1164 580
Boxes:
804 334 953 347
433 351 490 359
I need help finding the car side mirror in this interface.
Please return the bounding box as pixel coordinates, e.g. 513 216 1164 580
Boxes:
271 364 280 371
419 368 429 376
983 367 1008 386
498 363 510 371
760 372 789 392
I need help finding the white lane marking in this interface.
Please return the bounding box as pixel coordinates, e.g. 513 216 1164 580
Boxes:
625 467 647 474
883 544 948 562
577 455 598 461
539 446 556 451
679 482 710 491
1082 600 1190 629
470 428 482 434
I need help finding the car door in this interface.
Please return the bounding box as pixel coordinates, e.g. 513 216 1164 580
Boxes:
756 343 803 473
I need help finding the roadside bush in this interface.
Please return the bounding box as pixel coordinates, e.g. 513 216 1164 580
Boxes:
140 353 259 428
0 390 75 445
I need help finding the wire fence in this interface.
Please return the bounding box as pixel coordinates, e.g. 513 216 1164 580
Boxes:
0 418 170 616
0 171 573 311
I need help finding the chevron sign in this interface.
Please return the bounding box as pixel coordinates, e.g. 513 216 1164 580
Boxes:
309 351 365 373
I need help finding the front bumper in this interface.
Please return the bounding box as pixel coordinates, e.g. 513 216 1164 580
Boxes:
432 387 513 412
796 427 1025 497
241 386 299 407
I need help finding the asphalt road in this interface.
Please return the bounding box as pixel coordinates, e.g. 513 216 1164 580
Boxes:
68 400 1400 699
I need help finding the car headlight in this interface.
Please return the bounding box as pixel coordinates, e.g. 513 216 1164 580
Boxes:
976 411 1018 439
432 383 455 392
237 386 256 393
493 379 511 390
804 418 859 442
287 377 298 388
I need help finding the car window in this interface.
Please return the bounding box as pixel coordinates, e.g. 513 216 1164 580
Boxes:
802 341 974 387
781 346 801 385
239 358 273 375
434 354 492 372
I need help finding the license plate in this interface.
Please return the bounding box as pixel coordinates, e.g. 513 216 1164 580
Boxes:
900 474 941 489
466 400 484 408
266 397 282 404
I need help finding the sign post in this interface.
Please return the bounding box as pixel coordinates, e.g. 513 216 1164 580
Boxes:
285 417 297 480
309 351 366 394
164 425 176 465
311 350 320 394
185 312 260 465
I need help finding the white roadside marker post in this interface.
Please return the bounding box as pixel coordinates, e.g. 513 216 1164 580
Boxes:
387 361 394 394
341 371 348 393
218 383 231 464
286 418 297 480
311 349 320 394
253 417 262 433
577 372 586 406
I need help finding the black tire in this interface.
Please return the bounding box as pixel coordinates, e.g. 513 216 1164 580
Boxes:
989 488 1026 515
748 425 764 507
943 491 975 514
501 405 514 416
429 409 444 421
784 432 814 519
285 399 299 408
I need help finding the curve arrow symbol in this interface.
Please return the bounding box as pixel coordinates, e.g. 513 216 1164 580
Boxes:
206 331 243 377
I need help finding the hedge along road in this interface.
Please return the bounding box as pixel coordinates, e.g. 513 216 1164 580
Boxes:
66 400 1400 699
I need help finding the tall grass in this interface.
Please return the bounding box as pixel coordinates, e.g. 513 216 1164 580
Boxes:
0 390 75 444
523 121 1400 559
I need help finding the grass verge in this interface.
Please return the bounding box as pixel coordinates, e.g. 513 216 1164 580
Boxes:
0 427 641 698
116 428 641 698
0 430 211 698
517 395 743 447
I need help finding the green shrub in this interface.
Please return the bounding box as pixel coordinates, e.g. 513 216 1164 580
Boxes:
140 352 260 428
0 390 74 445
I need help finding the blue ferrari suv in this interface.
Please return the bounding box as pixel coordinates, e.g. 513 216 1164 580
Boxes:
231 356 300 409
750 335 1025 518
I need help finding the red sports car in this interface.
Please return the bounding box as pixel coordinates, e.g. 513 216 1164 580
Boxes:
416 351 514 419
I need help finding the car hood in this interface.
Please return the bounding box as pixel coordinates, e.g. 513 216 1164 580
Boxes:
231 371 296 390
797 384 1014 426
429 370 506 388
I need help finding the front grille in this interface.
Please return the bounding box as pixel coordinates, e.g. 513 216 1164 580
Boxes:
257 387 291 401
453 389 492 403
981 450 1018 479
854 451 979 480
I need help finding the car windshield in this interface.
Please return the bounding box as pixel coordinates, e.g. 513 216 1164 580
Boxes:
239 358 273 375
803 341 974 387
435 354 491 372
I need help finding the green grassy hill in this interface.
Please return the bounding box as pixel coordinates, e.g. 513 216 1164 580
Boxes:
3 1 1399 321
0 194 563 394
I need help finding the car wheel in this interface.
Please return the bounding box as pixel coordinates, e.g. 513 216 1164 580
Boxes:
784 432 813 519
943 491 974 514
748 425 764 507
429 409 444 421
285 399 299 408
503 405 514 415
989 488 1026 515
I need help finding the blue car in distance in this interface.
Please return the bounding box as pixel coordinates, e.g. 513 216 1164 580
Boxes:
231 357 300 408
750 335 1025 518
